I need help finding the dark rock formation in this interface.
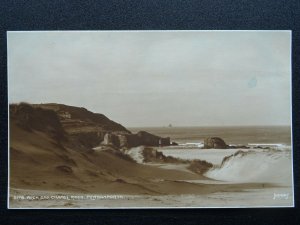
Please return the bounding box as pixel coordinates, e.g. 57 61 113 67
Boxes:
228 145 250 149
71 132 105 149
220 150 252 167
142 148 165 162
142 147 184 163
187 160 213 174
123 133 141 147
136 131 156 146
204 137 228 149
161 137 171 146
101 131 171 149
142 148 213 174
253 146 270 150
137 131 170 146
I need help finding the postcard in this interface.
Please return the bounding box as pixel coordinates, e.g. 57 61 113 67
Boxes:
7 30 293 208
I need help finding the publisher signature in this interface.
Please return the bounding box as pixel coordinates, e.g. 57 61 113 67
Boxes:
273 193 289 200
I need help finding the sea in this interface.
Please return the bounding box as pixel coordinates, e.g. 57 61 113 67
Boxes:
129 126 292 146
128 126 293 185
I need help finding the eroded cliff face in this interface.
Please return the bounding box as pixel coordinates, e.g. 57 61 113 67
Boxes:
102 131 171 149
10 103 171 150
33 103 131 149
35 103 130 132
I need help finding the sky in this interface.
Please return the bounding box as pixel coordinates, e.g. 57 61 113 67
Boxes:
7 31 291 127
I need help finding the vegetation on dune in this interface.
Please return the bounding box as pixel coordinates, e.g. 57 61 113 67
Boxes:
10 102 66 141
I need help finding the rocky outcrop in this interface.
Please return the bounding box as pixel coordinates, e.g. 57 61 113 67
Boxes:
136 131 158 146
136 131 170 146
101 131 171 149
102 133 120 147
124 133 140 147
142 147 185 163
187 160 213 174
71 131 105 148
141 148 213 173
142 148 165 162
204 137 228 149
161 137 171 146
118 134 129 148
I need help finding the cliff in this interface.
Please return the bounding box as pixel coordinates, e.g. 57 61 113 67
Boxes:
102 131 171 149
34 103 130 133
10 103 171 149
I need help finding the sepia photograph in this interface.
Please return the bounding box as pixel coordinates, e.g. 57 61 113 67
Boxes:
7 30 293 208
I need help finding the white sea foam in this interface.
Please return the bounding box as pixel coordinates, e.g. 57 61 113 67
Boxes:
248 143 287 148
205 149 292 185
158 148 244 165
248 143 285 146
126 146 145 163
178 142 204 148
128 141 292 186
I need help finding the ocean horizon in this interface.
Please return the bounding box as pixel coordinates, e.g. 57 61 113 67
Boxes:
129 125 292 145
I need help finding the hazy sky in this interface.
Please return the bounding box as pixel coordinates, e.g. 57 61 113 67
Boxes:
8 31 291 127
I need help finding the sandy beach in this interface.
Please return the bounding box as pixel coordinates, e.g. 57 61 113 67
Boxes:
9 182 293 208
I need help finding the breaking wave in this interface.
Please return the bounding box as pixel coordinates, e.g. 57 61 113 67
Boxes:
126 146 145 163
205 149 292 185
178 142 204 148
